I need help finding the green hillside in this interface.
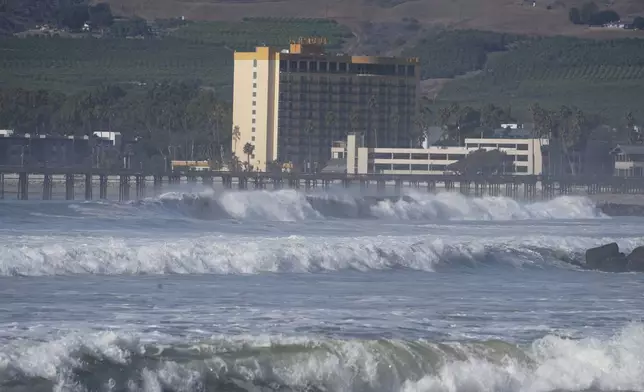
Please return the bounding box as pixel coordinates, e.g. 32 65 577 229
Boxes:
0 17 352 95
434 36 644 122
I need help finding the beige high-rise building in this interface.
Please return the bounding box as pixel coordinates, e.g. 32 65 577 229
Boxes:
232 38 420 172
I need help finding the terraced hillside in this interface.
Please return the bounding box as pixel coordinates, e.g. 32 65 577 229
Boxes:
436 36 644 122
0 18 351 95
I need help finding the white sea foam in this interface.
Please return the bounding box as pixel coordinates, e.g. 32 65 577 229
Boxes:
370 192 604 221
1 233 642 277
123 190 606 222
1 324 643 392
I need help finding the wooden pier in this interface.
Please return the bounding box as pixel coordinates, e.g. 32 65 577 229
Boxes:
0 166 643 202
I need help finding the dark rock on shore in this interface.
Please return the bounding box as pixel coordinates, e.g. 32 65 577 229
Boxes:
597 203 644 217
584 243 644 272
627 246 644 272
585 243 628 272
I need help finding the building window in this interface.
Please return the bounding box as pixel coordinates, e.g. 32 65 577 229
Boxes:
393 164 409 171
430 154 448 160
253 83 257 88
411 164 428 171
251 154 255 159
253 72 257 79
252 92 256 97
252 101 256 106
252 118 256 124
393 153 409 160
253 59 257 67
516 166 528 173
516 155 528 162
517 144 529 151
252 136 255 141
252 127 256 132
252 110 256 115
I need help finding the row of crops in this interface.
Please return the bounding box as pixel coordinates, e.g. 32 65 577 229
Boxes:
0 36 233 93
0 17 353 93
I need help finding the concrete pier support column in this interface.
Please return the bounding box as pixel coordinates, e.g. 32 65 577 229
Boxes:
0 173 4 199
43 174 53 200
99 175 108 199
154 175 163 194
377 180 385 192
427 181 435 193
136 175 145 200
202 175 213 188
238 177 248 190
119 175 130 202
342 179 351 188
222 175 232 189
394 179 402 193
65 174 74 200
305 179 312 191
84 174 92 200
18 172 28 200
360 179 368 191
273 178 282 190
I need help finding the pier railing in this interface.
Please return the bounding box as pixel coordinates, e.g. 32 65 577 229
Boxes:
0 166 643 201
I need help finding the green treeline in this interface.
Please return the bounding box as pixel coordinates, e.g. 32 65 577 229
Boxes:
0 83 233 170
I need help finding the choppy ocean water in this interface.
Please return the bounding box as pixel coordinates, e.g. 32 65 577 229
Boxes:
1 186 643 392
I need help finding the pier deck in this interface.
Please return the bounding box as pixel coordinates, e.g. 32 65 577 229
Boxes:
1 167 643 201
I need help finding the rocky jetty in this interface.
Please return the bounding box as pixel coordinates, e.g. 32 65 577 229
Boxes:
584 243 644 272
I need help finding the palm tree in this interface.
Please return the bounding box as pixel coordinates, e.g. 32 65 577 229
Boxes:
232 125 241 154
306 119 315 173
350 109 360 138
368 95 378 147
242 142 254 172
390 110 401 146
212 104 226 162
325 111 337 140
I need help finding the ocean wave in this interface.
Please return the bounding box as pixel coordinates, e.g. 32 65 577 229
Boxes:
109 190 605 222
2 234 642 277
1 323 643 392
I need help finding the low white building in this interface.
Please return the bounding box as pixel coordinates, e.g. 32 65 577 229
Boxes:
331 134 548 175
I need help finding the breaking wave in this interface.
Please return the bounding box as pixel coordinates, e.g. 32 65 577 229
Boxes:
121 190 604 222
1 323 643 392
2 233 642 277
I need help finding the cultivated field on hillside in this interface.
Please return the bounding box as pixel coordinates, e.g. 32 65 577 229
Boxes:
0 18 351 95
104 0 644 38
435 36 644 122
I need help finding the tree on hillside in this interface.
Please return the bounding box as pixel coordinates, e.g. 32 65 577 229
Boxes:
242 142 255 171
580 2 599 24
88 3 113 28
589 10 620 26
569 8 582 25
633 17 644 30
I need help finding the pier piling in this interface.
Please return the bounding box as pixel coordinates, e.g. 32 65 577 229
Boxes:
84 174 92 200
99 175 108 199
18 172 28 200
43 174 53 200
